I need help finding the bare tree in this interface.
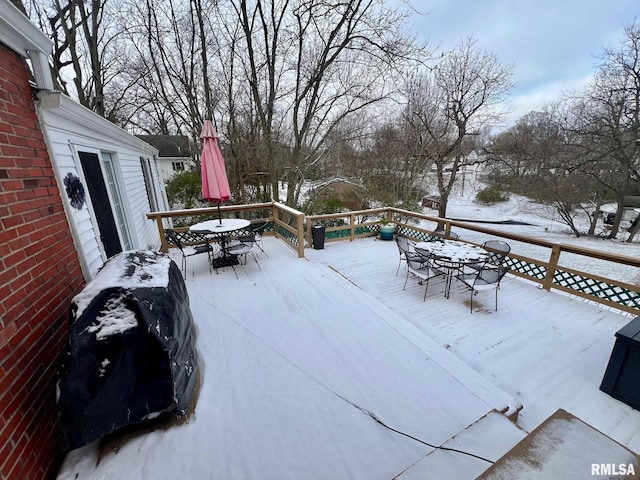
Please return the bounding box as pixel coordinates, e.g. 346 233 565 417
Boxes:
219 0 429 206
567 22 640 240
490 108 604 237
117 0 221 138
25 0 134 119
410 38 513 221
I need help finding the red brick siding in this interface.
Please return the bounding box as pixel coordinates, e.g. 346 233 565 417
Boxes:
0 44 85 479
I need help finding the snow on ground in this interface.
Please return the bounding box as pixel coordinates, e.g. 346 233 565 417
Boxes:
423 168 640 285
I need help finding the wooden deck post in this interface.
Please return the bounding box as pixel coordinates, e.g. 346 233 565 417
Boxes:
296 213 305 258
273 206 280 240
350 213 355 241
543 244 561 291
156 216 169 253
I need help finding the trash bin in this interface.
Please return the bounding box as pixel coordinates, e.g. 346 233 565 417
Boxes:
312 225 325 250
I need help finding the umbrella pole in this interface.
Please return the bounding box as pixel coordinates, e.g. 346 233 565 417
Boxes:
218 203 222 224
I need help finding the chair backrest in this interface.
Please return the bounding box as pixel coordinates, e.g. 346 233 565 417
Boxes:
249 222 269 236
414 246 434 261
476 264 509 286
482 240 510 265
395 235 414 255
236 234 256 245
406 250 429 270
165 229 184 251
432 229 454 241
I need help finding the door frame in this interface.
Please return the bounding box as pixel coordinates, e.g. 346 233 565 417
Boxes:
73 146 133 259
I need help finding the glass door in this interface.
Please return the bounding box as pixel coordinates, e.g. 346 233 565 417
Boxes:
101 152 133 251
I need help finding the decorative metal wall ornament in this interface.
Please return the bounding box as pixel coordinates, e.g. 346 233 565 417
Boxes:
64 172 86 210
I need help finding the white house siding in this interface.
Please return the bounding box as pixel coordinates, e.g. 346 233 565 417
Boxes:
158 156 195 181
36 92 165 279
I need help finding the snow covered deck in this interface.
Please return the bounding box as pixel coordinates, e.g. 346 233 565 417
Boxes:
306 237 640 445
58 236 640 479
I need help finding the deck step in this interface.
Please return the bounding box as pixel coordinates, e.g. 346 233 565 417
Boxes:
396 410 528 480
477 409 640 479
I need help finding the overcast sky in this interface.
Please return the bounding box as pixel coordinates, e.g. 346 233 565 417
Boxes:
401 0 639 127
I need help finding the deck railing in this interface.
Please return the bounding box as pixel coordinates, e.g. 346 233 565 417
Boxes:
149 203 640 315
146 201 305 258
307 207 640 315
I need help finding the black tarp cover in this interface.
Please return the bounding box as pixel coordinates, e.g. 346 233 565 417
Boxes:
56 251 198 452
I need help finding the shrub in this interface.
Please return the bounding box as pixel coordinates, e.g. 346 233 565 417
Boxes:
476 185 509 204
166 170 202 209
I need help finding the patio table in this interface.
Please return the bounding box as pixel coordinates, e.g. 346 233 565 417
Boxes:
190 218 251 268
415 239 489 298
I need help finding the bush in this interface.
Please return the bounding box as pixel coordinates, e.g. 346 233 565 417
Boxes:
476 185 509 204
166 170 202 209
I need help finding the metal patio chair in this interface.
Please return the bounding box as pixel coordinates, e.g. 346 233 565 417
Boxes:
247 222 269 257
465 239 511 273
165 229 217 276
225 234 261 271
395 235 416 276
403 248 446 301
456 263 510 313
434 229 459 241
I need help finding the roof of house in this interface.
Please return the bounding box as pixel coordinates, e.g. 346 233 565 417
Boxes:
310 176 364 190
137 135 194 158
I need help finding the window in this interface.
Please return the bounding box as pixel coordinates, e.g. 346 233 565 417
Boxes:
172 161 185 172
140 157 159 211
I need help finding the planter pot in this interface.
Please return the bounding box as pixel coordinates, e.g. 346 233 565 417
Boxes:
379 224 396 240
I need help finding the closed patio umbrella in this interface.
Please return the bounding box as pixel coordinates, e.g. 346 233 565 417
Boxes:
200 120 231 223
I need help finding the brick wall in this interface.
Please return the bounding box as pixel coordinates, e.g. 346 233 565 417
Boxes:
0 43 85 479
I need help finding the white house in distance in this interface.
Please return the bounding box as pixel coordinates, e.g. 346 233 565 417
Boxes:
137 134 196 181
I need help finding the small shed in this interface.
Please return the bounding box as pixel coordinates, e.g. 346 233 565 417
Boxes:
422 196 441 209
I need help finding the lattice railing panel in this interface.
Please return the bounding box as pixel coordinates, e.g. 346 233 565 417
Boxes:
323 225 376 239
398 226 440 243
165 229 210 247
504 257 547 280
354 226 373 235
276 224 298 247
326 229 352 239
553 270 640 309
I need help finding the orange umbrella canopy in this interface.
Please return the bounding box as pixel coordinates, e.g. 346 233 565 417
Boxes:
200 120 231 203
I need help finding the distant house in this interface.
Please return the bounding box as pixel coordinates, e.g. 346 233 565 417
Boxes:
421 196 441 209
309 176 365 210
137 134 195 181
0 1 170 477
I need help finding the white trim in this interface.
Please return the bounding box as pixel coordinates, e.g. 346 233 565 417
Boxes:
37 92 159 156
70 145 107 261
0 0 55 89
0 0 52 57
100 151 137 250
